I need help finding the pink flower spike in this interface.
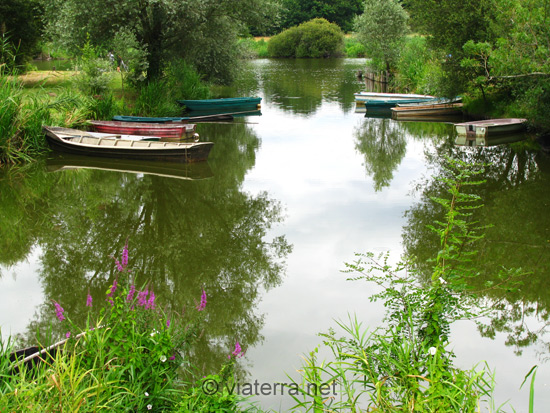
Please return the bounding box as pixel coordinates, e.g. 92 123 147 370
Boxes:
232 341 243 358
138 289 149 306
126 284 136 302
166 319 171 328
122 240 129 268
86 293 92 307
196 289 207 311
66 332 71 338
146 291 156 310
114 258 124 272
53 301 65 321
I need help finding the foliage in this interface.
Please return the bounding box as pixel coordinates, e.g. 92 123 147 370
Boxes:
73 37 113 97
286 158 528 411
343 36 366 58
393 36 440 94
278 0 364 33
111 29 149 88
353 0 409 73
0 71 52 164
42 0 280 83
0 0 44 67
267 18 344 58
237 38 270 59
132 79 181 117
131 60 209 117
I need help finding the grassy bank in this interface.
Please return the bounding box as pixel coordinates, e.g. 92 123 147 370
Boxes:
0 59 210 165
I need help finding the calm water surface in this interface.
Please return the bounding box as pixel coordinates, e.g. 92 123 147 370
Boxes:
1 59 549 411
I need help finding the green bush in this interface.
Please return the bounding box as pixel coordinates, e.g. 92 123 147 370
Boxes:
237 38 269 59
344 36 366 57
268 18 344 58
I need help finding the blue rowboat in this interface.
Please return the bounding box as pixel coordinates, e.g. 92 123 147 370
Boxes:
177 97 262 111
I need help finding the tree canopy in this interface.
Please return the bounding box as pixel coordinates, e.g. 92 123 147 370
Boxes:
354 0 409 72
0 0 43 67
42 0 281 83
278 0 363 33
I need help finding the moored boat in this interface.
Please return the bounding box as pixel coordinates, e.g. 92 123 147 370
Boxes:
454 118 527 137
43 126 213 163
355 92 437 108
112 113 236 123
177 97 262 111
88 120 197 139
391 102 463 120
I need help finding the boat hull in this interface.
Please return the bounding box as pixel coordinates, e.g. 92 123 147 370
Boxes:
44 126 213 163
455 118 527 137
89 120 196 139
177 97 262 111
391 103 463 119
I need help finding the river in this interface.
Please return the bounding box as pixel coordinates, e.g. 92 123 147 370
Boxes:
1 58 549 411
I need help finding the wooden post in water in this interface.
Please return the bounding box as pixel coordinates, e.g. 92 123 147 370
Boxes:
363 69 389 93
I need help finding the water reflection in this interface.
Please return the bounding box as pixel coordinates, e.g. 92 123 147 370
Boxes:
354 117 406 191
402 140 550 355
0 121 291 375
260 59 364 115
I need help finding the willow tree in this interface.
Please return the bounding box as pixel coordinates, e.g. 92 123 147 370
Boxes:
42 0 280 83
353 0 409 73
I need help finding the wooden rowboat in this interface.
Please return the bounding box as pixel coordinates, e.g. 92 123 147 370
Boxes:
88 120 197 139
43 126 213 163
391 102 463 119
177 97 262 111
112 113 235 123
354 92 436 108
454 118 527 137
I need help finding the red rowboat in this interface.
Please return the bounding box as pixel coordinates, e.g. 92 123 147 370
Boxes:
88 120 197 139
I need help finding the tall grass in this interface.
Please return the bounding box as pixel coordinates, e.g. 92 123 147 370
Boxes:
0 72 52 164
132 60 210 117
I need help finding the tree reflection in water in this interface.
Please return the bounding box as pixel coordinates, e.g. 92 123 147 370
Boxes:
402 138 550 356
0 121 291 377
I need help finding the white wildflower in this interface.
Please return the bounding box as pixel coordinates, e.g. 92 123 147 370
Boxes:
428 347 437 356
160 355 167 363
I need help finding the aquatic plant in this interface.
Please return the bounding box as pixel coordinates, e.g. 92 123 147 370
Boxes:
286 158 530 411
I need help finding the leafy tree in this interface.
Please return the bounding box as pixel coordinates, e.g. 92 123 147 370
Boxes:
354 0 409 73
0 0 43 67
406 0 497 96
42 0 280 83
279 0 363 32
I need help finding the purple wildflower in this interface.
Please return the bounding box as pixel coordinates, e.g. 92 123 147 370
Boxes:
114 258 124 272
196 289 207 311
53 301 65 321
166 319 171 328
66 332 71 338
232 341 243 358
126 284 136 302
146 291 156 310
106 279 118 306
86 293 93 307
122 240 129 268
137 289 149 306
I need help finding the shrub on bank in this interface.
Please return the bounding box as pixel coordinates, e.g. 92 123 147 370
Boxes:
268 18 345 58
